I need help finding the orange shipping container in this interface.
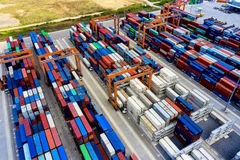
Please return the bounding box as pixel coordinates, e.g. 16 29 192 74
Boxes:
45 129 56 150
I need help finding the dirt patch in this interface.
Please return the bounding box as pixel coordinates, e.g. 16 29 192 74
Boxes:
92 0 144 9
0 4 13 9
0 13 19 27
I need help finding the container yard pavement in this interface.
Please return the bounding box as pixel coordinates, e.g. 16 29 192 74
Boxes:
185 2 240 27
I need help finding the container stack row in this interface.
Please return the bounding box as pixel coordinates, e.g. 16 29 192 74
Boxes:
120 10 240 107
69 22 162 85
30 31 135 160
1 35 67 160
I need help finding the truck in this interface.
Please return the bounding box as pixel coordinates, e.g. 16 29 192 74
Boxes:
83 57 93 71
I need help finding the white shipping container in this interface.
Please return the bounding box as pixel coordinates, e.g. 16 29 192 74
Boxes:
28 89 33 96
126 87 137 96
71 71 81 81
174 84 189 98
68 84 74 90
159 138 176 158
117 91 127 105
32 88 38 95
144 90 160 103
112 93 123 109
73 102 83 116
52 82 58 88
23 143 31 160
63 85 69 92
181 154 195 160
59 86 65 93
198 148 215 160
98 41 106 48
153 103 171 123
46 112 55 128
45 152 53 160
100 133 115 158
127 97 142 115
166 87 179 102
23 91 28 98
138 93 153 108
161 100 178 118
132 96 147 111
191 149 208 160
80 33 86 41
193 89 210 104
163 136 180 153
145 110 161 130
140 115 156 135
37 87 42 93
149 108 165 128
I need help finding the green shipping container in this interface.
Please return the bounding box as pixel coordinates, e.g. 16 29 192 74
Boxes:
80 144 91 160
149 29 159 36
107 46 115 53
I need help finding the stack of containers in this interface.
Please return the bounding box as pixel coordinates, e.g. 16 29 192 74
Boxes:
70 22 161 84
3 36 67 160
122 79 183 142
30 31 129 160
159 67 179 88
213 69 240 102
30 30 55 55
166 83 189 102
5 35 27 53
174 114 203 145
151 74 168 97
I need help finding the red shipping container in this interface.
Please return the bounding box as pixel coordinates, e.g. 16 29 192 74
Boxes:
43 63 50 71
54 87 61 95
199 77 215 91
40 113 49 130
68 103 78 119
175 101 191 116
70 80 78 89
70 119 82 142
130 153 139 160
80 115 93 140
31 102 38 113
31 70 37 79
20 96 25 106
214 83 232 99
52 70 59 81
83 108 94 126
23 118 32 136
60 99 67 109
57 93 64 101
219 77 236 90
13 88 19 97
92 132 99 145
56 81 62 87
50 127 62 147
117 152 125 160
45 129 56 150
213 62 230 74
97 144 109 160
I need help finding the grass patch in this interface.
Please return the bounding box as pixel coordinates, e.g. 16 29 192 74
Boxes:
0 3 158 40
155 0 174 6
0 0 105 25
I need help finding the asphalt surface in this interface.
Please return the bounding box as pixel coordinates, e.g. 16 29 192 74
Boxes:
0 2 240 159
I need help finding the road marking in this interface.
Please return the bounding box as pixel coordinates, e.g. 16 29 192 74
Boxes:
80 64 157 160
62 38 70 48
56 39 63 50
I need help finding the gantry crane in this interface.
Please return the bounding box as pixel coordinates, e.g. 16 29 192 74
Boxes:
90 14 120 39
0 49 39 90
138 18 167 48
107 65 153 110
37 47 81 85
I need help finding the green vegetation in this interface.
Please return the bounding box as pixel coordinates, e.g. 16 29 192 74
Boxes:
0 3 157 40
148 0 161 2
155 0 174 6
0 0 104 25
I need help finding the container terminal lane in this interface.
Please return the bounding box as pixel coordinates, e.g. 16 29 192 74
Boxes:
0 2 240 160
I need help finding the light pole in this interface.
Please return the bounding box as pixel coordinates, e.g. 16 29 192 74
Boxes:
223 77 240 112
